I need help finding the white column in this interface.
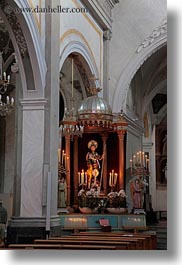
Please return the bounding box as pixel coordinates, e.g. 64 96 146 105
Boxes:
20 99 47 217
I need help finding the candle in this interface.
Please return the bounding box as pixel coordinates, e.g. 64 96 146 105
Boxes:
58 148 61 163
145 155 147 168
142 152 145 167
7 75 10 82
111 170 114 186
136 152 139 163
11 98 14 106
81 169 84 184
6 96 9 104
139 151 142 164
133 155 136 167
130 159 133 176
114 173 118 185
3 72 6 79
109 173 111 186
78 172 80 184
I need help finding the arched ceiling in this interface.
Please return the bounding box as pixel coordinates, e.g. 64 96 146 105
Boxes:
0 16 14 65
127 45 167 125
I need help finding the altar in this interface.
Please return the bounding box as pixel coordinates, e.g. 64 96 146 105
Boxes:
59 213 147 235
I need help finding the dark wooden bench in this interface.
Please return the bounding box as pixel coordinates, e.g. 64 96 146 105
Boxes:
49 236 139 250
65 235 145 250
8 243 116 250
79 231 156 250
34 238 132 250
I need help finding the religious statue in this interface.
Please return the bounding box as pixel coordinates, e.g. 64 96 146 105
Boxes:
58 177 67 208
86 140 104 189
130 177 148 209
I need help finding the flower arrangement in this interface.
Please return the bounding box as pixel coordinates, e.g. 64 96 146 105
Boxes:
77 188 99 210
106 189 127 208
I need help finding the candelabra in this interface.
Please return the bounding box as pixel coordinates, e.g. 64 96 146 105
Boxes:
109 170 118 191
0 52 14 116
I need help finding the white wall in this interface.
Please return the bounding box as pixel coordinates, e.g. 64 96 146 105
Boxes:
109 0 167 109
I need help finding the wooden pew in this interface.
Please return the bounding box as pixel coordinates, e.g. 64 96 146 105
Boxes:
34 238 132 250
8 244 116 250
49 236 139 250
79 231 155 250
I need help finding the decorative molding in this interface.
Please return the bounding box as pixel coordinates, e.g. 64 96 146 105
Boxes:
136 18 167 53
0 2 28 58
103 29 112 40
80 0 119 31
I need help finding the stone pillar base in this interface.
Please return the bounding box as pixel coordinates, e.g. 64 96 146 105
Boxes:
7 216 61 244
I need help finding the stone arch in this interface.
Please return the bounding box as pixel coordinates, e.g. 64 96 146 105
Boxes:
112 30 167 112
59 30 99 85
0 0 46 98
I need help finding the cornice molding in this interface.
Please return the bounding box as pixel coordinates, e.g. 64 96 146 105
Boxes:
136 18 167 53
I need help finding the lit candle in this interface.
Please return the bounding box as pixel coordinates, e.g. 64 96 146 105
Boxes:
78 172 81 184
11 97 14 106
142 152 145 167
109 173 111 186
114 173 118 185
145 155 147 168
133 155 136 167
81 169 84 184
139 151 142 164
58 148 61 163
130 159 133 176
136 152 139 163
6 96 9 104
111 170 114 186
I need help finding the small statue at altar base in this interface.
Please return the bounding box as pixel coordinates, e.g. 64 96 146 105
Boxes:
130 177 148 209
58 177 67 208
86 140 104 188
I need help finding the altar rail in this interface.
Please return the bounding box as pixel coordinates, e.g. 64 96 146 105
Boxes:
60 214 146 233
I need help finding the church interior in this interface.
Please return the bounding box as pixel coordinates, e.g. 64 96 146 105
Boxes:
0 0 167 250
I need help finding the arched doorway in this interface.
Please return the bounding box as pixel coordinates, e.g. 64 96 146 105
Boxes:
126 45 167 212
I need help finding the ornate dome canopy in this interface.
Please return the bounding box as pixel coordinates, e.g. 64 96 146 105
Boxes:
78 95 113 126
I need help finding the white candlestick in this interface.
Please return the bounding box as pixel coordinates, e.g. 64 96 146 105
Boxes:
142 152 145 167
130 159 133 176
114 173 118 185
11 97 14 106
111 170 114 186
58 149 61 163
109 173 111 186
62 150 64 164
81 170 84 184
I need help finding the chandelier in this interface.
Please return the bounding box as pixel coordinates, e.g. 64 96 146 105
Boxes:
0 51 14 116
59 57 84 139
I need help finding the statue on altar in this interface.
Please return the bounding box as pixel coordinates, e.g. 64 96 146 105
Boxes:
130 176 148 209
58 177 67 208
86 140 104 189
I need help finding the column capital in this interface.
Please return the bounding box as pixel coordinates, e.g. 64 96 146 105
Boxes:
20 99 47 110
117 131 126 140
